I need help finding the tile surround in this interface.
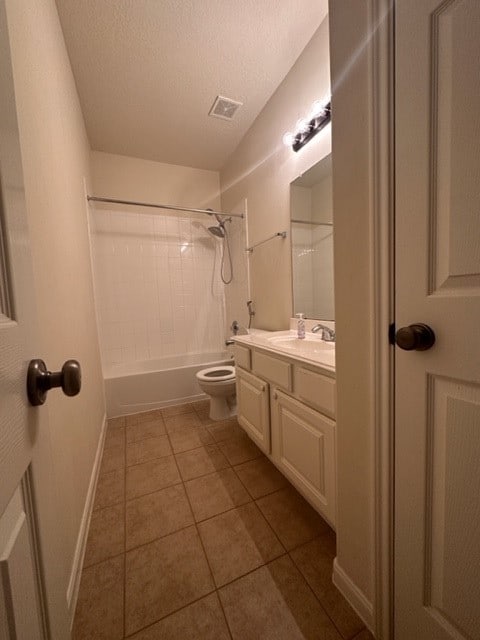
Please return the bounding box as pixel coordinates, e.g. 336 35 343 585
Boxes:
90 210 227 369
74 403 369 639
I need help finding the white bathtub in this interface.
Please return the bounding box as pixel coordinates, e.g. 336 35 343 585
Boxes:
104 352 233 418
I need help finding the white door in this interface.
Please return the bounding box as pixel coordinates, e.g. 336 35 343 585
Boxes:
0 1 48 636
395 1 480 638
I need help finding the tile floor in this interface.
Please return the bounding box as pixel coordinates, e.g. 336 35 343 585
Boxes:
73 400 374 640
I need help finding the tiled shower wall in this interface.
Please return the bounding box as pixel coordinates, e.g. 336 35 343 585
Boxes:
89 208 226 370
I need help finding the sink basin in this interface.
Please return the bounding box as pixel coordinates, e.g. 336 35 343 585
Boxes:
267 334 335 354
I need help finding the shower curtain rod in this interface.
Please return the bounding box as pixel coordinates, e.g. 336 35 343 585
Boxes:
87 195 244 219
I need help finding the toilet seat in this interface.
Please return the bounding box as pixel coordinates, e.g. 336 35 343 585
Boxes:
196 365 235 382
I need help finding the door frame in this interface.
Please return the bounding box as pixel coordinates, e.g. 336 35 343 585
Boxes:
369 1 395 638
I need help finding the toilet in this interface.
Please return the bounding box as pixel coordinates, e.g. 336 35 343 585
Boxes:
195 365 236 421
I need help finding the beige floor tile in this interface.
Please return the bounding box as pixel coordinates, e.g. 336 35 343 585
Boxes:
125 526 215 635
126 484 194 550
208 418 244 443
196 414 217 427
126 456 181 500
99 444 125 475
72 555 124 640
256 486 330 550
126 420 166 443
126 434 172 466
164 411 201 433
192 403 216 426
234 457 288 499
128 593 230 640
190 399 210 412
217 433 263 465
198 502 285 587
84 503 125 567
126 409 164 426
351 630 375 640
94 468 125 510
107 416 125 429
184 468 251 522
104 426 125 450
175 445 230 481
161 403 193 418
291 532 365 639
219 555 342 640
168 425 214 453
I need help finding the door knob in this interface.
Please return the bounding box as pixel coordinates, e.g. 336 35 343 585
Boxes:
395 324 435 351
27 359 81 406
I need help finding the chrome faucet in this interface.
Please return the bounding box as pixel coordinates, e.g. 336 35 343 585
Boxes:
311 323 336 342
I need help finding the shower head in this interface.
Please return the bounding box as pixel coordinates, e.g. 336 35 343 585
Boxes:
208 224 225 238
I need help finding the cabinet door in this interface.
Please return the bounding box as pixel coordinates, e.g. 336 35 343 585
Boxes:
271 389 336 525
236 368 270 453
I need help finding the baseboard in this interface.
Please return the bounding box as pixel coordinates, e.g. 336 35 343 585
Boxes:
66 414 108 619
333 558 374 632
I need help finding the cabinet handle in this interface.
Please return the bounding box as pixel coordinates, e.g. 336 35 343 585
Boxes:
260 384 266 392
273 391 278 400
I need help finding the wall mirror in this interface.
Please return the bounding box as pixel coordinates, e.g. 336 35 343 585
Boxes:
290 154 334 320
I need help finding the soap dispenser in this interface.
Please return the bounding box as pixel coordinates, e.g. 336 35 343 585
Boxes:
296 313 305 339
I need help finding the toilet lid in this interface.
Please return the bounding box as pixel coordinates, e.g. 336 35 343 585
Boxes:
196 365 235 382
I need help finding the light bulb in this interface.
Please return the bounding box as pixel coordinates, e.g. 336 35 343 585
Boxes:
309 100 325 119
283 132 295 147
296 118 310 134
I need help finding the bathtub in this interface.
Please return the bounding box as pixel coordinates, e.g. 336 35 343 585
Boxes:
104 352 233 418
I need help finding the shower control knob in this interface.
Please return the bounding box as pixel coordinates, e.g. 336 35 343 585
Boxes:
27 359 82 406
395 324 435 351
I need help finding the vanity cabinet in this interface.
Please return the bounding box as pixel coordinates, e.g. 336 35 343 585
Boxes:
271 388 336 523
236 367 270 454
235 342 336 527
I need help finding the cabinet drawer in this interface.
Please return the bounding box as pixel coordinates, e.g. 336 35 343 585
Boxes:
253 351 292 391
235 344 251 370
294 366 336 418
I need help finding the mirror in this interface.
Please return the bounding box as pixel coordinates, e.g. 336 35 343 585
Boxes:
290 154 334 320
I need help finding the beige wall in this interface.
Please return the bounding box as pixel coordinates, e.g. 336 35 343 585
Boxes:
90 151 220 210
6 0 105 632
220 18 331 330
222 4 375 620
329 0 374 610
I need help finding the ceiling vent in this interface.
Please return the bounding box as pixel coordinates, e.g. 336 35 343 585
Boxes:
209 95 243 121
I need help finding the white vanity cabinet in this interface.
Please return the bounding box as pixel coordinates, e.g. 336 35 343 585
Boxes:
234 341 336 527
236 367 271 454
271 388 336 524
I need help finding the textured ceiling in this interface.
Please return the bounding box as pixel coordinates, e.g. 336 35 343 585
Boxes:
55 0 328 170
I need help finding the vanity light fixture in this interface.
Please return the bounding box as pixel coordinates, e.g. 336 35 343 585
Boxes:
283 98 331 152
